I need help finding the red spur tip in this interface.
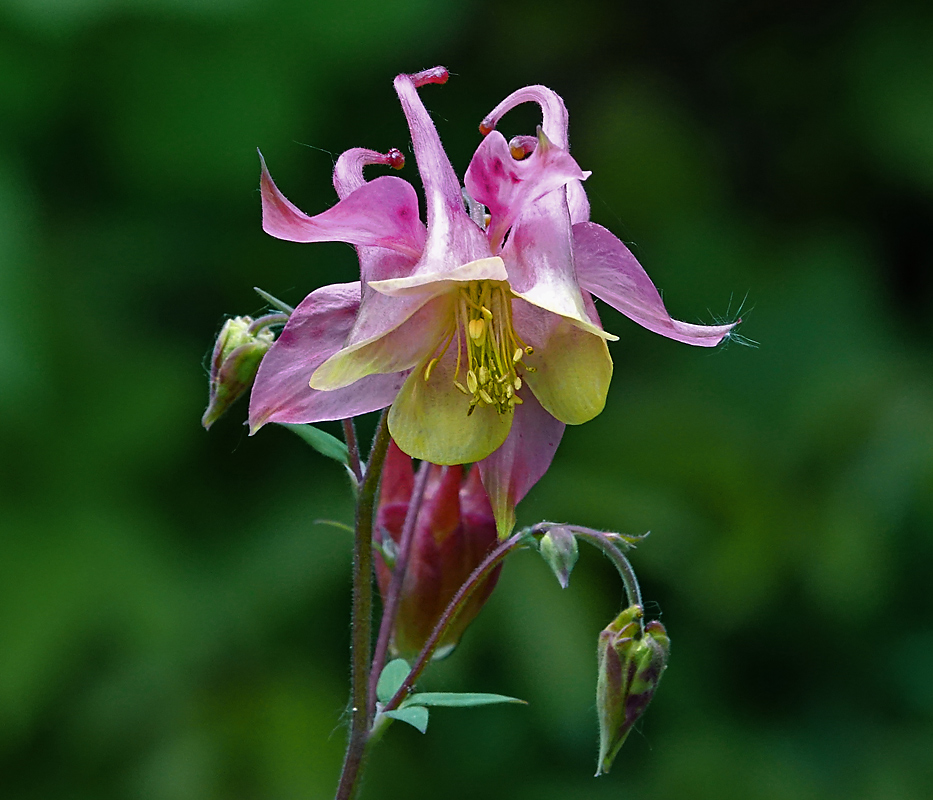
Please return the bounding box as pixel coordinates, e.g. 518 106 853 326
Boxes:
384 148 405 169
409 66 449 88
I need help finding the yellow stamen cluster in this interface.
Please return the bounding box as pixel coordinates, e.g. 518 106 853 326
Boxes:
423 280 534 416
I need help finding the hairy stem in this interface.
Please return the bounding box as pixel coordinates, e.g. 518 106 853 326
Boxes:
568 526 644 623
334 411 391 800
247 312 289 333
342 419 363 485
368 460 431 718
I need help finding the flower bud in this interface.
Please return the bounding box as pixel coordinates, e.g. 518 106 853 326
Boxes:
538 526 578 589
202 316 274 429
596 606 670 775
375 441 502 661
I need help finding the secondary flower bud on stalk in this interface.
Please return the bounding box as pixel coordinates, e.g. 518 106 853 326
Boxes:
202 316 276 430
374 441 502 661
596 605 670 776
538 525 578 589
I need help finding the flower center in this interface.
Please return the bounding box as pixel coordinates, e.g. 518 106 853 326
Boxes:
423 280 534 416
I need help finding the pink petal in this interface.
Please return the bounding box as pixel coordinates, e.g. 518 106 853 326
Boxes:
478 389 565 538
393 69 491 272
332 146 405 200
464 129 589 251
478 85 591 230
503 133 590 228
501 187 603 335
573 222 736 347
331 147 421 286
260 153 424 260
567 178 590 224
248 282 405 431
480 85 570 149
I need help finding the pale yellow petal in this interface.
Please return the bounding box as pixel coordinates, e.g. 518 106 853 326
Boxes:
389 349 513 465
523 317 613 425
511 285 618 341
369 256 507 297
311 294 454 390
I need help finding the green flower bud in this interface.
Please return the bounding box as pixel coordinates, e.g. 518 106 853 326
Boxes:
596 605 670 775
202 316 274 429
538 526 578 589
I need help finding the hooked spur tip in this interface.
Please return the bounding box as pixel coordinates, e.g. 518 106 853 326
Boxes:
478 118 495 136
408 66 449 88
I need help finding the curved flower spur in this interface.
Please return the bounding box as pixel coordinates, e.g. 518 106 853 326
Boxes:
249 67 735 536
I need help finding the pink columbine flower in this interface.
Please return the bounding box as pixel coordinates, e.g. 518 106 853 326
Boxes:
249 67 735 536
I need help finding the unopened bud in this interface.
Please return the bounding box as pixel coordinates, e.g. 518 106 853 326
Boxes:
596 606 670 776
538 526 578 589
202 316 274 429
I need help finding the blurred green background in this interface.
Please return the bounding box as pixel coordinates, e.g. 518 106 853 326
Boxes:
2 0 933 798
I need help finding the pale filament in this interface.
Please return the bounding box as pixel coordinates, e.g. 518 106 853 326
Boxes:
423 280 534 416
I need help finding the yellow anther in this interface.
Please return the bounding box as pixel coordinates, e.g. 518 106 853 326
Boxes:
524 345 534 355
424 357 439 382
450 280 534 416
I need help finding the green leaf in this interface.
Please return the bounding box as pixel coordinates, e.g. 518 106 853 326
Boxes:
280 423 349 465
402 692 527 708
312 519 354 535
376 658 410 704
384 706 429 734
254 286 295 314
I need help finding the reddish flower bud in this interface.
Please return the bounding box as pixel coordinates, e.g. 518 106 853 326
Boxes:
375 441 502 661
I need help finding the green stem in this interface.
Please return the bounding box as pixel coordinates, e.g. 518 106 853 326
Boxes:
342 419 363 485
334 411 391 800
247 312 289 333
566 525 644 627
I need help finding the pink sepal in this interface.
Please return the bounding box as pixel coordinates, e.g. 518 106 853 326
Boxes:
248 282 404 431
465 129 588 251
478 390 565 538
573 222 736 347
260 154 424 259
